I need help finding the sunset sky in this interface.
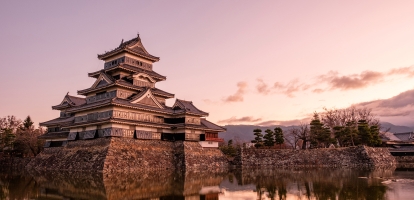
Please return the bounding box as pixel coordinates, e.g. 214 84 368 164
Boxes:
2 1 414 127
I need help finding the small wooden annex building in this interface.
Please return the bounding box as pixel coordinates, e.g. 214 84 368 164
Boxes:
39 35 225 148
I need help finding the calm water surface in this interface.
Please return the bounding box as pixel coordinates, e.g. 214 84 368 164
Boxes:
1 168 414 200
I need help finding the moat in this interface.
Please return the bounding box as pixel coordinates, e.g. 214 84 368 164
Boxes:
1 168 414 200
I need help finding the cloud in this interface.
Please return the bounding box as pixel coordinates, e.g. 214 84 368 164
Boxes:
257 79 309 98
353 88 414 118
257 65 414 97
255 118 311 126
319 70 383 90
256 79 271 95
223 82 247 102
218 116 262 124
388 66 414 77
313 88 324 93
218 115 311 126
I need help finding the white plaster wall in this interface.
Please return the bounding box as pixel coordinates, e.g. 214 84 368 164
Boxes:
199 141 218 148
101 124 112 129
85 126 97 131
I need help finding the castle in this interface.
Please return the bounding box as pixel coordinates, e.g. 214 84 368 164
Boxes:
38 35 225 148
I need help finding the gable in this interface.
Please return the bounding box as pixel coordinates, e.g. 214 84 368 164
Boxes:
96 80 109 87
60 99 70 106
91 73 113 89
137 95 158 107
130 89 163 108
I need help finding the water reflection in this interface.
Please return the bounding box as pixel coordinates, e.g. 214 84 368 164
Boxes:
225 168 394 200
1 167 413 200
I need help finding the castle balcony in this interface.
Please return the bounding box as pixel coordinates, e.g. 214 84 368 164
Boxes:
205 137 224 142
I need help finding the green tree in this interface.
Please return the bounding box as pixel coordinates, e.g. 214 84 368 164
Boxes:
274 127 284 148
219 139 237 157
357 120 382 147
0 116 22 153
21 116 34 130
251 128 263 148
310 112 333 148
358 120 372 146
369 125 382 146
263 129 275 147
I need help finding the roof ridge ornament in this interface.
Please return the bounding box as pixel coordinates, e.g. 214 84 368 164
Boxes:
119 39 124 47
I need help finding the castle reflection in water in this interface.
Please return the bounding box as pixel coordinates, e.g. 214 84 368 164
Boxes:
1 167 410 200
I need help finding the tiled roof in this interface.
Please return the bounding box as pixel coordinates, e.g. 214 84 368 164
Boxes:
200 119 226 132
394 132 414 141
97 35 160 62
39 116 75 127
67 95 86 106
116 80 174 98
78 79 174 98
173 99 209 116
88 64 166 81
66 99 112 113
65 97 173 114
151 88 174 98
382 132 401 141
112 98 175 114
52 94 86 109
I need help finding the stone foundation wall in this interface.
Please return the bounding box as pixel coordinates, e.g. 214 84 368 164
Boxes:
238 146 396 168
394 156 414 163
103 137 176 173
0 157 32 171
27 138 228 172
27 138 110 171
180 141 228 171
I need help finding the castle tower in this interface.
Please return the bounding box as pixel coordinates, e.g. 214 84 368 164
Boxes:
39 35 225 148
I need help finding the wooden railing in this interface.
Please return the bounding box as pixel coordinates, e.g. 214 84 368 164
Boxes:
205 137 224 142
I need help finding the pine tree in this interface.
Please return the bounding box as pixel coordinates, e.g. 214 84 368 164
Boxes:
22 116 34 130
358 120 372 146
263 129 275 147
369 125 382 146
274 127 284 148
310 112 333 148
251 128 263 148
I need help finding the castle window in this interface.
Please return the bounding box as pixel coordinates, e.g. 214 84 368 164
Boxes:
96 91 106 95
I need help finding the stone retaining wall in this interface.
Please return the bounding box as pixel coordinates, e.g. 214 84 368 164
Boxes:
0 157 32 171
27 138 227 172
394 156 414 163
26 138 110 171
180 141 228 171
237 146 396 168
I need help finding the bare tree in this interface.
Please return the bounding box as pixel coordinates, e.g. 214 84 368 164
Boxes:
285 123 310 150
321 106 380 131
321 107 384 147
285 128 300 149
14 127 45 157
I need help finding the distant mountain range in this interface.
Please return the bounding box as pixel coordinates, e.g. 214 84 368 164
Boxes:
218 122 414 143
